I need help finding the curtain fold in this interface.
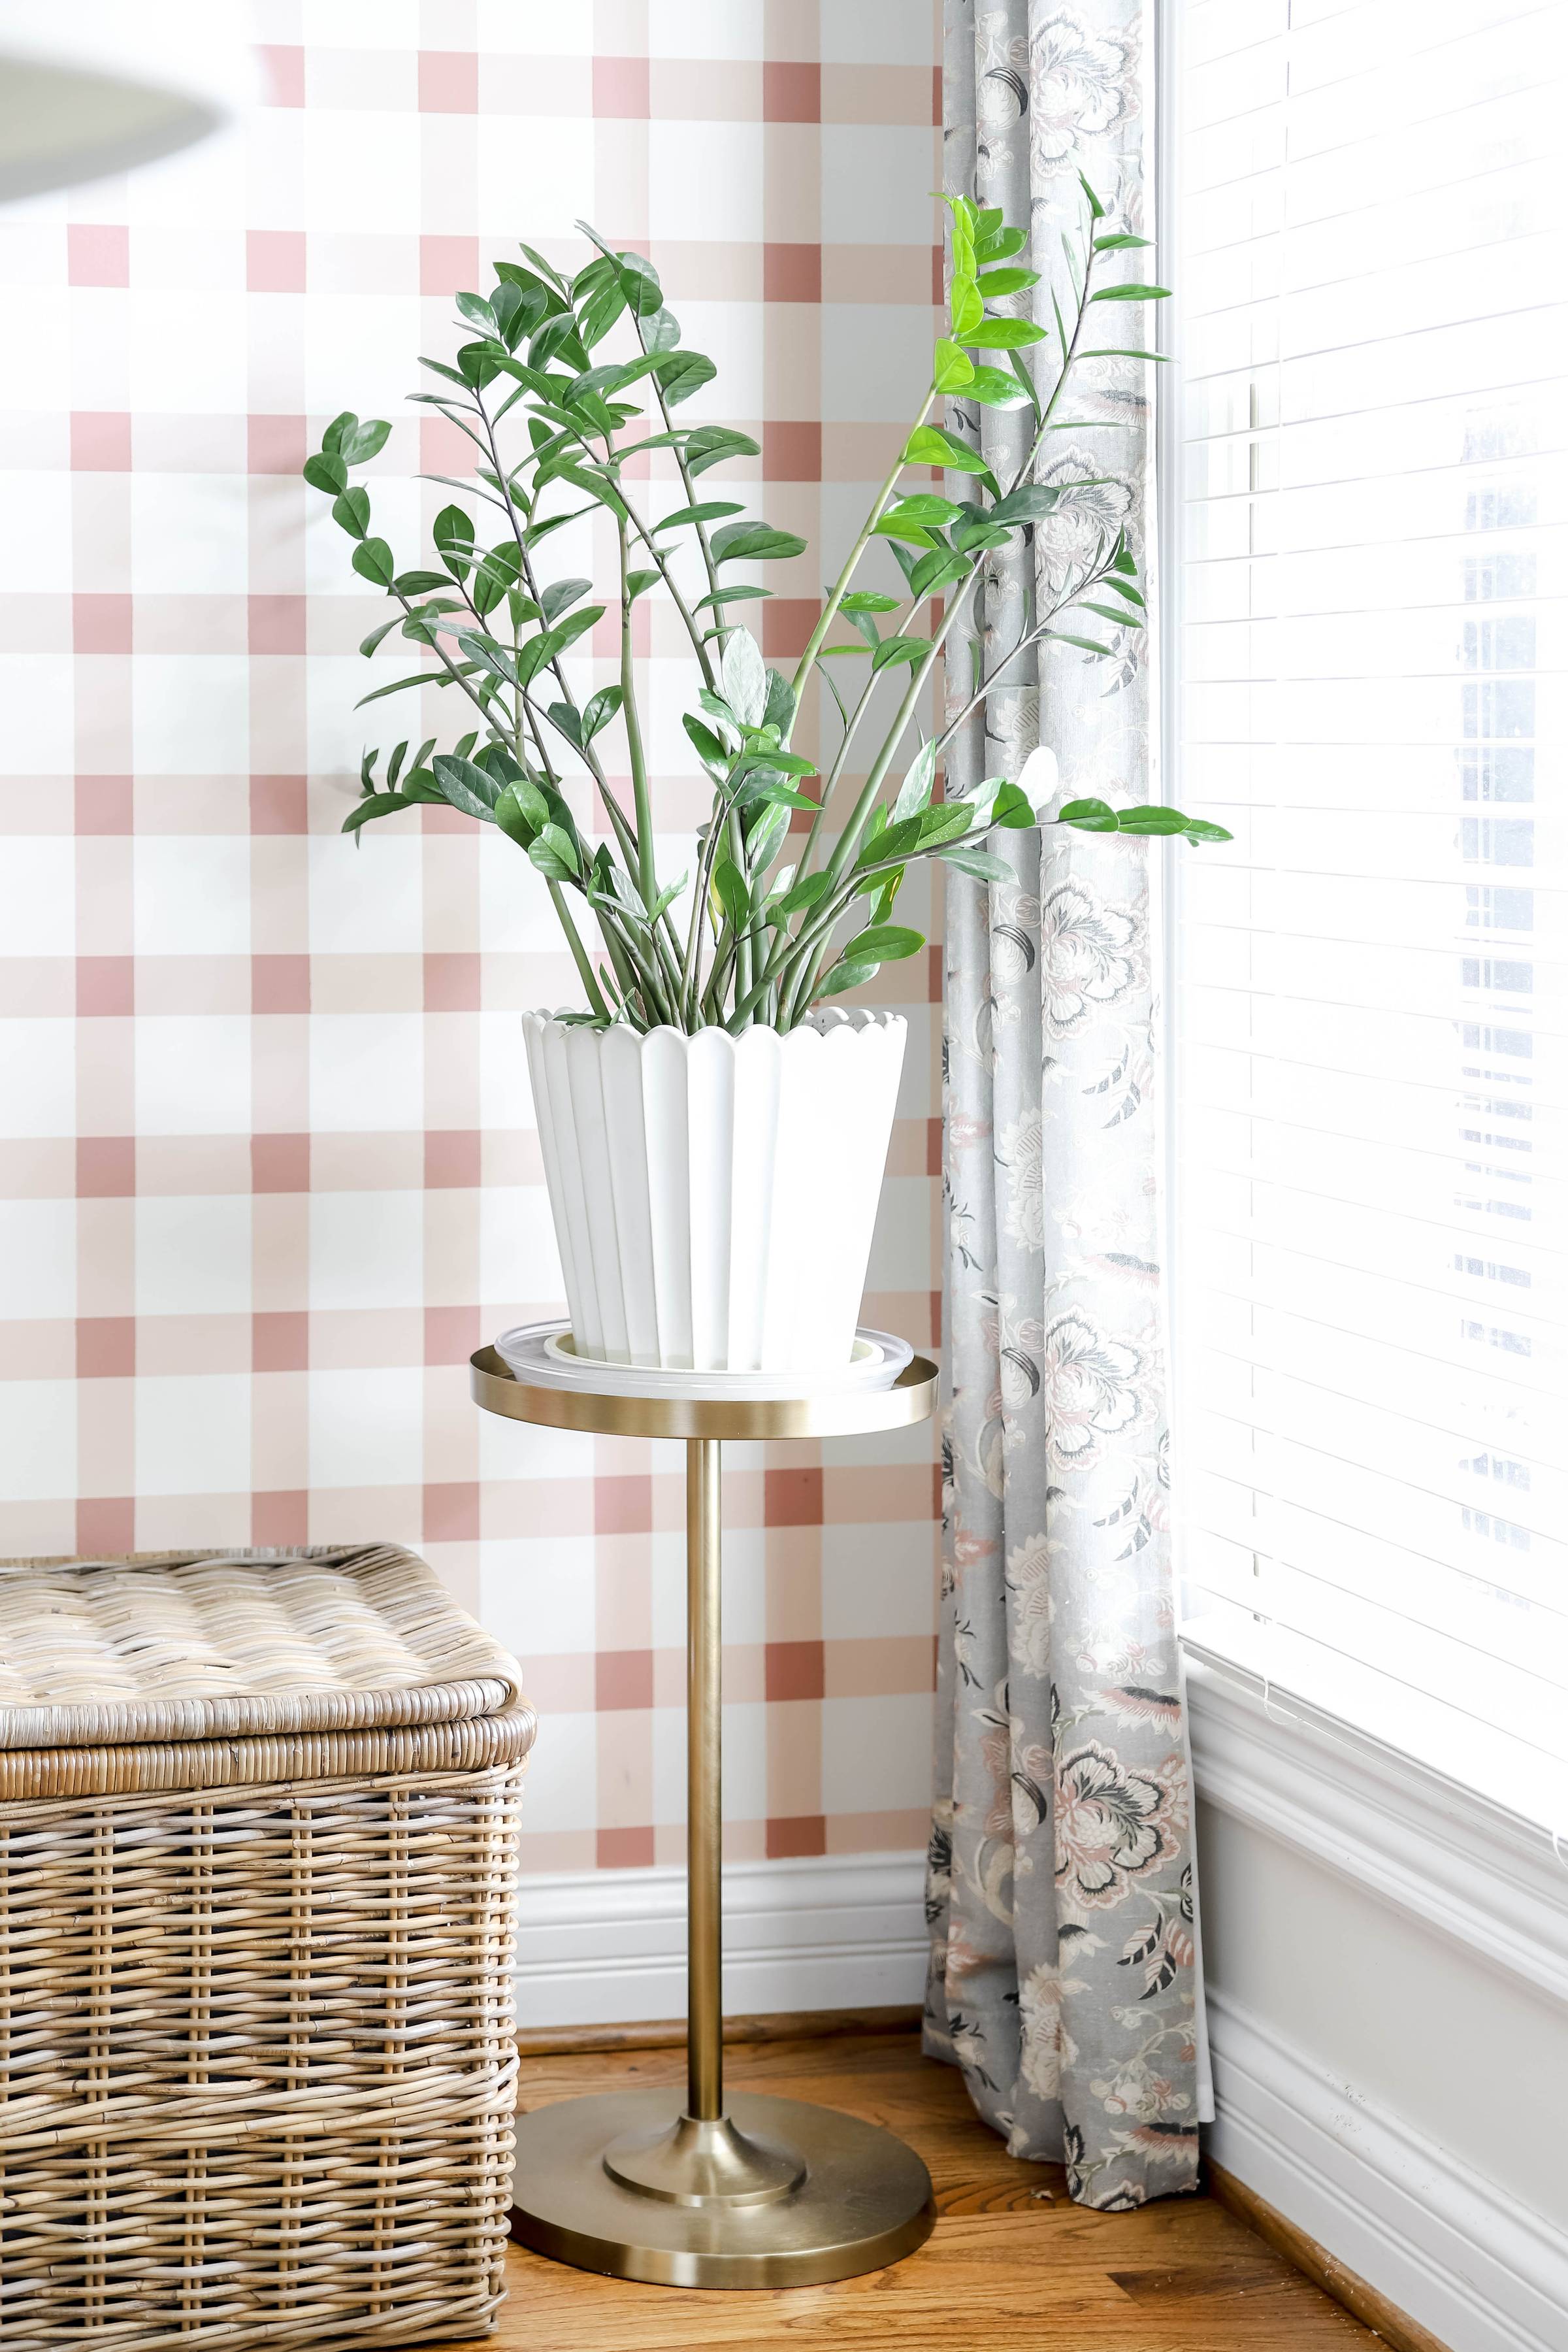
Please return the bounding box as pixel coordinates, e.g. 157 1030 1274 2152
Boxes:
926 0 1205 2210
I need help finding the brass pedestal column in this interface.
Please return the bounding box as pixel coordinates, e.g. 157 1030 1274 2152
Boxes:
470 1346 939 2290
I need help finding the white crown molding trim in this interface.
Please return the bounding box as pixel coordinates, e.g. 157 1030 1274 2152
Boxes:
513 1850 929 2030
1183 1642 1568 2008
1207 1986 1568 2352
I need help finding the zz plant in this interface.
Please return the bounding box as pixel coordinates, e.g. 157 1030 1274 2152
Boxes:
306 176 1226 1033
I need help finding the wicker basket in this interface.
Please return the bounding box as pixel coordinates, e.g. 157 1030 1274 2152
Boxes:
0 1544 534 2350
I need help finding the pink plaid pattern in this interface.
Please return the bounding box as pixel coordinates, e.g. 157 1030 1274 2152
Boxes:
0 2 943 1874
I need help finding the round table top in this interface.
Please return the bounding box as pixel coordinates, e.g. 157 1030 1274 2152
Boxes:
468 1344 938 1441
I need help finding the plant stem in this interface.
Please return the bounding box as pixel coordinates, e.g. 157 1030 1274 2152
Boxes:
787 386 936 729
618 517 657 906
548 880 611 1020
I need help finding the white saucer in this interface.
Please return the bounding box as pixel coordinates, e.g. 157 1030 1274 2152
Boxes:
493 1320 915 1401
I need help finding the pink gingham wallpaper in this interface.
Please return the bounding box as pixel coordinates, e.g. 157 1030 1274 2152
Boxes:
0 1 943 1873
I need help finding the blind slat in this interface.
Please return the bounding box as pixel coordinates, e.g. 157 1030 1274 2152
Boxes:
1172 0 1568 1826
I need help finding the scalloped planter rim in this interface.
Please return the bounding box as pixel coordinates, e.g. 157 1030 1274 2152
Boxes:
521 1010 907 1372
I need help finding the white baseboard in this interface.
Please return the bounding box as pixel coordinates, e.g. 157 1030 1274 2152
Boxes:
513 1850 929 2030
1207 1987 1568 2352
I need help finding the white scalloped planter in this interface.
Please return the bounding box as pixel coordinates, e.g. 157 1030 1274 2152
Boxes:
521 1009 907 1372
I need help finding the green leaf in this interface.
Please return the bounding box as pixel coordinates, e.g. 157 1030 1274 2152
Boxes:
1081 348 1171 363
742 749 815 779
432 754 500 821
865 803 973 865
711 859 750 927
952 516 1013 553
776 869 834 916
655 348 717 405
693 584 772 610
904 424 998 491
711 522 808 565
851 923 923 963
343 417 391 465
1075 601 1139 627
742 779 818 811
322 410 359 457
351 537 396 587
987 485 1062 525
493 780 546 848
1094 232 1154 250
455 630 519 687
332 486 370 538
839 590 900 614
937 842 1013 882
1057 797 1119 832
890 739 937 823
1090 284 1172 303
964 365 1033 407
1182 818 1233 844
581 685 624 740
870 635 934 674
816 959 878 999
976 266 1039 297
950 278 984 339
683 712 729 781
359 616 402 657
541 576 593 623
578 282 627 349
909 550 971 597
393 569 451 595
885 493 968 528
354 671 438 708
1079 171 1107 221
535 820 582 874
653 500 743 533
303 452 348 496
455 290 500 337
1116 804 1200 835
975 225 1028 263
433 506 475 576
719 627 768 728
542 604 604 660
342 792 416 838
985 780 1036 829
684 424 762 475
966 317 1049 349
1046 629 1115 656
934 337 974 391
1010 346 1043 416
644 306 681 354
613 246 664 320
763 667 796 735
872 516 936 550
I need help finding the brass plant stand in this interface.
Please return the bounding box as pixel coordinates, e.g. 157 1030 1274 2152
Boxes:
470 1340 939 2289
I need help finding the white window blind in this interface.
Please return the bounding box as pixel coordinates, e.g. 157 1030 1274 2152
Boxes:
1168 0 1568 1826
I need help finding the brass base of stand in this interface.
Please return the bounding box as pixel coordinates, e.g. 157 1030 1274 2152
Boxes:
510 2087 936 2289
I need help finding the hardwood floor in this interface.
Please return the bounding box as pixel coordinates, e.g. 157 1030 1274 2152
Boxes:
470 2029 1376 2351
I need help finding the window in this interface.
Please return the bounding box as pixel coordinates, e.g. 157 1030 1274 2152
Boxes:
1166 0 1568 1827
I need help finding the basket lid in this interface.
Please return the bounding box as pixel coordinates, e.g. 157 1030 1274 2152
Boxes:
0 1544 525 1749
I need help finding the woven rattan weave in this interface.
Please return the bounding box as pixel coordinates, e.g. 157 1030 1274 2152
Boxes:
0 1545 534 2349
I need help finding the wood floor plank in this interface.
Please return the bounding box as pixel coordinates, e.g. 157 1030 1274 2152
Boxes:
464 2030 1378 2351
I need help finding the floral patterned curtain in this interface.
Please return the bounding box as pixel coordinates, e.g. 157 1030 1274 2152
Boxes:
924 0 1207 2209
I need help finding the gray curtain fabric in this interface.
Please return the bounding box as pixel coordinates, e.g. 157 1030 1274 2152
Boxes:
925 1 1204 2208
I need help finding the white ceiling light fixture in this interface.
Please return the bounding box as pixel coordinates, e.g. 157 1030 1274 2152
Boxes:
0 1 254 201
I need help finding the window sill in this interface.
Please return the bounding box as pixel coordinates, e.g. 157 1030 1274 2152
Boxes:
1182 1625 1568 2008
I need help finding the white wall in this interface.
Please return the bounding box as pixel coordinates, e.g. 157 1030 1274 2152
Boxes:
1190 1653 1568 2352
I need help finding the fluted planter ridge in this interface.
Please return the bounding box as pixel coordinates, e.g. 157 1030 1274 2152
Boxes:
522 1009 906 1373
